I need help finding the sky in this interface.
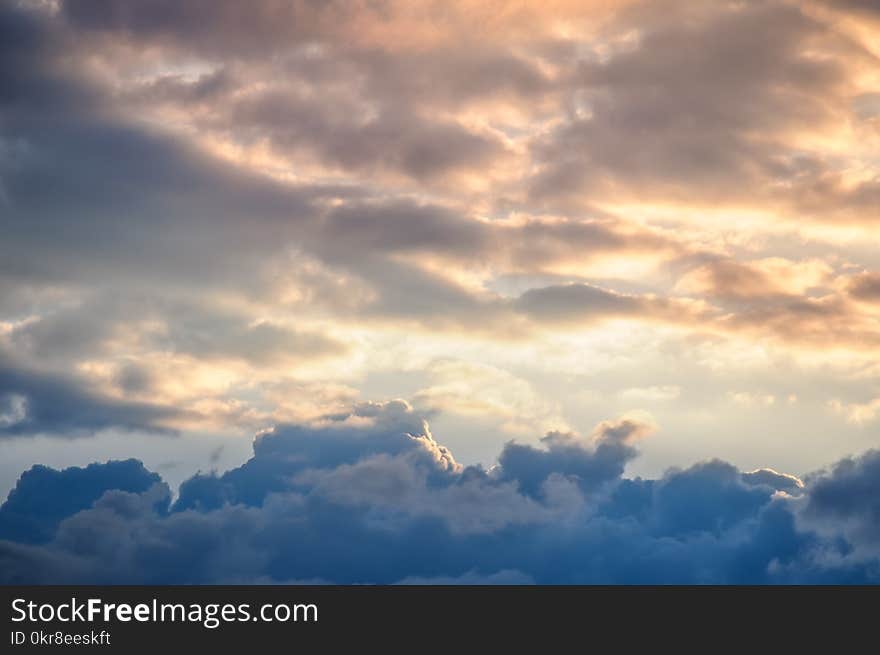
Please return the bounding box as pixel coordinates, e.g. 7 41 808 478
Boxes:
2 0 880 583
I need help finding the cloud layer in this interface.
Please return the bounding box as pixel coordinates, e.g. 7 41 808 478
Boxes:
2 402 880 584
2 0 880 583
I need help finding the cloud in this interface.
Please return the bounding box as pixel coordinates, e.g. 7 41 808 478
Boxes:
223 87 511 183
0 459 163 543
173 400 459 511
0 0 687 341
496 417 651 497
396 569 535 585
0 351 179 437
620 385 680 402
528 0 867 216
821 0 880 19
742 468 805 496
848 272 880 303
1 403 877 584
7 1 877 357
1 0 880 587
675 258 834 303
829 396 880 425
512 283 707 327
803 450 880 547
57 2 529 186
57 0 629 54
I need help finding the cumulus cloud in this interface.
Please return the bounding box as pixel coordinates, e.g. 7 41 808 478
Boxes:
496 417 651 497
803 451 880 546
173 400 459 511
1 402 878 584
742 468 805 496
0 459 163 544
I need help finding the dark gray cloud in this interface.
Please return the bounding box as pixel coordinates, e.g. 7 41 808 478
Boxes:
514 284 641 322
315 200 492 260
512 282 701 327
503 218 676 272
222 87 509 183
0 2 693 344
57 1 541 184
720 294 880 349
0 352 179 437
0 4 331 295
154 304 347 364
0 93 319 291
848 272 880 302
1 401 878 584
314 201 675 271
5 0 872 347
821 1 880 18
527 0 865 213
343 47 554 111
59 0 383 56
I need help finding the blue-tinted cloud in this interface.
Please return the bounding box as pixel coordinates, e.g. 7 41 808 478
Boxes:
0 458 163 544
1 401 877 584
